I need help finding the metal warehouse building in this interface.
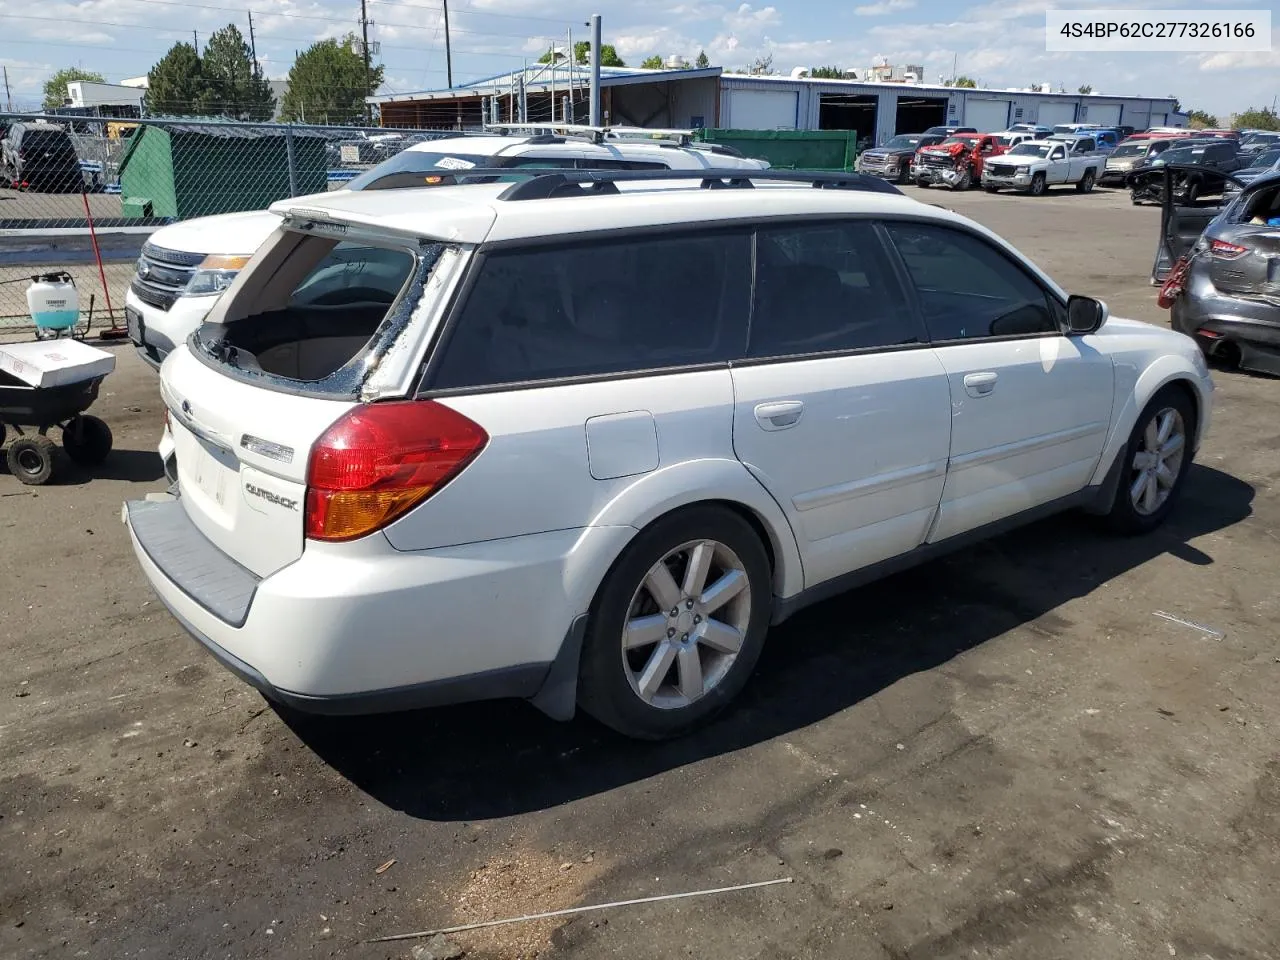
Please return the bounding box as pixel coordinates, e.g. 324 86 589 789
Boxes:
370 66 1183 143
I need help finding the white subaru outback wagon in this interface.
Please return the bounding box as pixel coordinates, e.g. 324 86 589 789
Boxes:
124 168 1214 740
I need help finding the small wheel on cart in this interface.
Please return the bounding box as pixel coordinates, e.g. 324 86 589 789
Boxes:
62 415 113 467
7 435 57 485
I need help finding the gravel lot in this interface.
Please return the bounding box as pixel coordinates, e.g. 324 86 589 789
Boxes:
2 184 1277 960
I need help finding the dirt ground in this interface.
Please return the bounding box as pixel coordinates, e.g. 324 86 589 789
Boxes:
1 184 1277 960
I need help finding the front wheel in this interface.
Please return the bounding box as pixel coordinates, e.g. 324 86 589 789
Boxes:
1105 386 1196 534
896 167 910 185
952 168 972 191
1076 170 1096 193
916 178 930 189
1029 173 1047 196
7 435 56 485
577 506 772 740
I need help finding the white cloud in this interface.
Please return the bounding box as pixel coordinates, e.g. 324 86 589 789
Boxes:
854 0 915 17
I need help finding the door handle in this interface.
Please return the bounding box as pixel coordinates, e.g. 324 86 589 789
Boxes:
963 372 998 398
754 400 804 430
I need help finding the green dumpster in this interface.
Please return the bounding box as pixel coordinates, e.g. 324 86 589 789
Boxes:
118 123 328 220
697 129 858 172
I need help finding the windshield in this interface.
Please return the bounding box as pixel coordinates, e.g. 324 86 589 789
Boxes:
1111 143 1147 158
1244 133 1280 147
884 135 922 149
346 150 498 190
995 135 1016 146
1008 143 1052 158
1158 148 1202 164
1251 149 1280 168
942 136 979 146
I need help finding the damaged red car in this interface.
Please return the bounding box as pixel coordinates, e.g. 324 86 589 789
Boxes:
912 134 1008 191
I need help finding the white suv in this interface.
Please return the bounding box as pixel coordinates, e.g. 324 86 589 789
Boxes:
124 168 1213 740
124 129 767 370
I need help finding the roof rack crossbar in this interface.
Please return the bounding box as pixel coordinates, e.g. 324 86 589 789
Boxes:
485 167 904 201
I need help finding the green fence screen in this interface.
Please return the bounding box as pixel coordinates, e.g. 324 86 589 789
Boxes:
697 129 858 171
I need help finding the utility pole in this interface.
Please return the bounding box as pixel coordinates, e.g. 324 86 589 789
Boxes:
3 66 11 111
248 11 259 75
442 0 453 88
193 30 199 54
588 13 601 126
359 0 373 122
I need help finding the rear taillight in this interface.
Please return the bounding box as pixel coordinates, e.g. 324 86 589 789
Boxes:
304 400 488 542
1209 239 1249 259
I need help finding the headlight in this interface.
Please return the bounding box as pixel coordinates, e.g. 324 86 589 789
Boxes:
1015 165 1030 174
184 254 252 297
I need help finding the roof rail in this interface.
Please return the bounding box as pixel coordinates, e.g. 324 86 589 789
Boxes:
486 167 905 201
483 122 699 146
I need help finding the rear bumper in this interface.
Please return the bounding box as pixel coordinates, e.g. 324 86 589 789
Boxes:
124 495 631 714
1170 263 1280 373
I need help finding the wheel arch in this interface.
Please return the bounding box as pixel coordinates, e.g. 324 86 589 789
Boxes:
530 464 806 723
1088 359 1209 488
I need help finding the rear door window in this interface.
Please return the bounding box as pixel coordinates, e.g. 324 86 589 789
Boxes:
430 230 751 389
749 220 921 357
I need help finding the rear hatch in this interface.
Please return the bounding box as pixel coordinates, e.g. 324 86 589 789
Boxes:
159 198 486 578
1208 228 1280 302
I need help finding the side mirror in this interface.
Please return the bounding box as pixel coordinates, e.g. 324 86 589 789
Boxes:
1067 295 1108 335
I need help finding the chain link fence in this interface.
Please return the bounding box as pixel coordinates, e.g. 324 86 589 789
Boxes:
0 113 471 335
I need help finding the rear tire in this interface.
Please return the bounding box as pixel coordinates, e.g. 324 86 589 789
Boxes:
577 506 772 740
7 435 56 485
1105 386 1196 535
62 415 113 467
1076 170 1096 193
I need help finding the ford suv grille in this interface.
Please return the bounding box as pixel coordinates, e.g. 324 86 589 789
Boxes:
130 243 202 312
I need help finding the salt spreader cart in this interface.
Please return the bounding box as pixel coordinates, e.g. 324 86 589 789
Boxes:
0 339 116 485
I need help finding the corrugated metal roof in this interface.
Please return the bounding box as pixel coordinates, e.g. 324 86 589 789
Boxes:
717 72 1175 104
370 66 722 104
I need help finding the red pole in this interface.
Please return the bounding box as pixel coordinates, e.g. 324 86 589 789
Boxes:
81 188 124 337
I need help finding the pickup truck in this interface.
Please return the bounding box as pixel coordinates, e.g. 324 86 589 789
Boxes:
912 133 1007 190
981 138 1106 196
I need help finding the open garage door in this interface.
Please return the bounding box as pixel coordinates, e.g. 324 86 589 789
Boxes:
964 98 1011 132
1085 103 1122 126
895 95 948 134
819 94 878 146
1037 101 1077 127
724 88 798 129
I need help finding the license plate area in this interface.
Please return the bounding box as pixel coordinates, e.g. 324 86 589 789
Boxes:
173 422 239 518
126 306 144 346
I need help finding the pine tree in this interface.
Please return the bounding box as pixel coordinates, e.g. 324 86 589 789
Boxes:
146 43 206 116
279 36 384 125
695 50 710 68
200 24 275 120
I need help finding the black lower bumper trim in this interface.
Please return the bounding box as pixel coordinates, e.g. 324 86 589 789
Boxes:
158 591 552 716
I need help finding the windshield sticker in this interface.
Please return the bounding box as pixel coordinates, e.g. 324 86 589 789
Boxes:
435 156 477 170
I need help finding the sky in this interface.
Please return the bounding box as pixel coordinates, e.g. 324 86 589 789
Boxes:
1 0 1276 119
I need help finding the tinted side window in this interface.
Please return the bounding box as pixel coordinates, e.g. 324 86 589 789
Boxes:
884 222 1060 341
750 221 919 357
432 231 751 388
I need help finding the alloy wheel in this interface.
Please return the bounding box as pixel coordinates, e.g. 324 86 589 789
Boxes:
1129 407 1186 515
621 539 752 710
